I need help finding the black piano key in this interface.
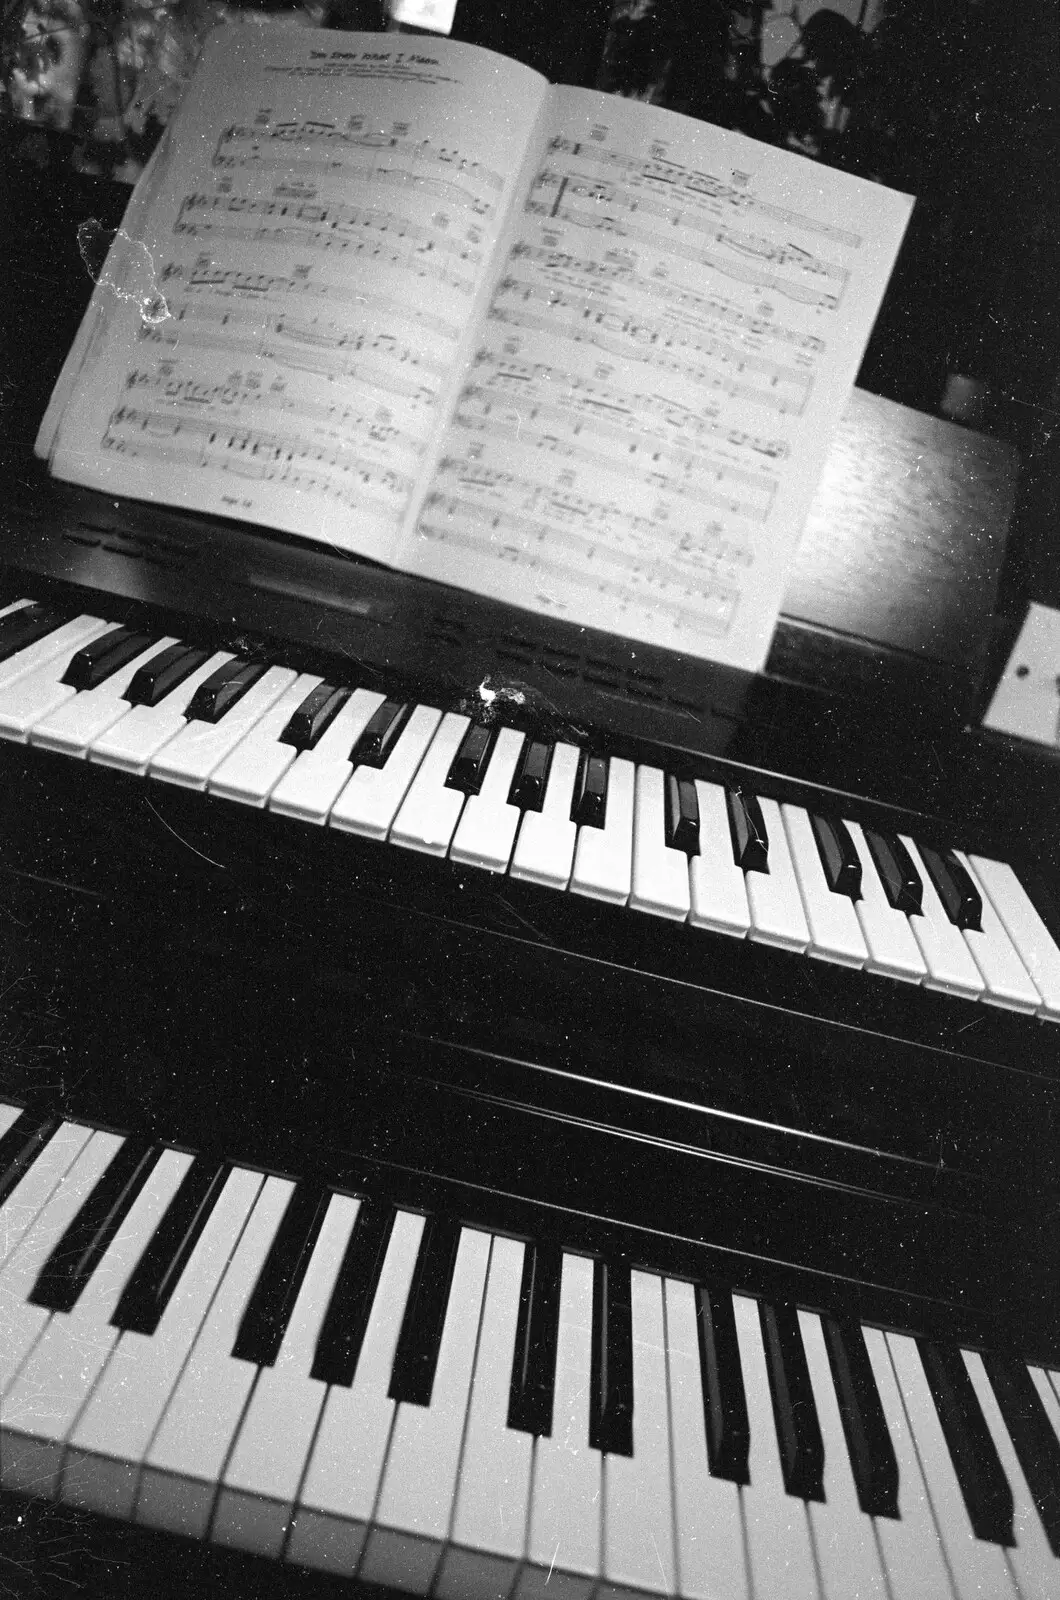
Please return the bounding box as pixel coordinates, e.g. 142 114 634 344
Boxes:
665 775 701 856
694 1283 750 1484
279 683 350 752
29 1139 158 1315
759 1300 825 1501
311 1198 396 1387
184 658 267 724
0 1109 59 1210
125 642 210 707
60 627 156 691
508 738 552 812
589 1258 634 1457
231 1183 329 1368
111 1157 229 1335
446 723 495 795
918 845 984 932
0 603 66 664
809 814 862 899
918 1339 1015 1545
507 1239 562 1437
726 787 769 873
351 698 411 767
984 1353 1060 1557
388 1213 461 1407
863 827 923 916
822 1315 899 1517
571 753 608 829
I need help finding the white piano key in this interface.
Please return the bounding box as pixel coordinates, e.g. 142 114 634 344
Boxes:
207 671 324 806
663 1278 751 1600
963 1348 1059 1599
149 665 297 791
89 649 234 773
29 635 181 755
288 1209 425 1576
1029 1366 1060 1440
848 821 928 982
0 613 108 696
0 1102 22 1140
1 1148 192 1498
0 1121 94 1271
954 851 1041 1013
137 1174 296 1538
64 1166 264 1520
629 765 692 921
359 1226 491 1593
968 854 1060 1019
509 741 579 890
449 726 526 872
901 835 986 997
782 804 868 967
688 779 751 937
268 687 385 823
599 1270 677 1600
329 704 441 840
569 756 634 905
884 1331 1019 1598
0 599 35 618
0 617 115 738
745 797 811 952
515 1252 601 1600
434 1234 533 1600
212 1192 360 1558
388 711 471 857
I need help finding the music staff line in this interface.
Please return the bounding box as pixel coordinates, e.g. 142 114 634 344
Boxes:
169 300 451 375
176 194 483 264
212 150 496 219
218 122 505 192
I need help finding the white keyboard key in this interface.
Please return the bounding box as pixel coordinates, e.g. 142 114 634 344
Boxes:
782 805 867 966
434 1235 533 1600
330 705 441 840
29 635 180 755
449 727 526 872
515 1252 601 1600
1029 1366 1060 1440
902 835 985 997
954 851 1041 1012
0 1121 93 1271
1 1149 192 1498
968 855 1060 1018
65 1166 264 1520
138 1174 295 1537
0 617 114 737
629 766 691 921
849 821 927 982
0 614 107 696
149 665 297 790
359 1226 490 1592
0 599 35 618
212 1192 360 1557
570 757 634 905
268 688 385 823
389 711 471 856
207 672 324 806
0 1102 22 1140
509 741 579 890
90 650 233 773
289 1209 425 1575
746 797 810 951
688 779 751 936
600 1270 677 1600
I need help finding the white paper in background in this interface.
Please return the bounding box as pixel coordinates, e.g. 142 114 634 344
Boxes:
984 603 1060 747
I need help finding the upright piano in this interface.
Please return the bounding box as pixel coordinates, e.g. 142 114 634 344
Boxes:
1 39 1059 1600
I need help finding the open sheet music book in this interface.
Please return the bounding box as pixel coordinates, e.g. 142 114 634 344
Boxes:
38 26 913 671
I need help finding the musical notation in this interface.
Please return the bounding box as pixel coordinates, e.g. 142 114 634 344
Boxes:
216 121 505 193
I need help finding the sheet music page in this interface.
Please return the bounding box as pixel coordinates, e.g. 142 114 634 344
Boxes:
405 86 913 669
44 28 549 561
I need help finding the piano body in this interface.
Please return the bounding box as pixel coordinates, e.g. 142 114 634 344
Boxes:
1 24 1060 1597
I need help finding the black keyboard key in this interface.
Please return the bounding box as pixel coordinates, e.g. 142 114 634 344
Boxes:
351 698 411 767
822 1316 899 1517
508 739 552 811
184 658 266 724
809 814 862 899
125 643 210 707
231 1183 329 1367
311 1199 395 1387
61 627 156 691
589 1258 634 1457
984 1353 1060 1557
919 845 984 932
0 1109 59 1210
864 827 923 916
446 723 494 794
0 604 66 664
726 788 769 873
919 1339 1014 1545
29 1139 158 1314
695 1284 750 1484
388 1213 461 1406
571 753 608 829
665 776 701 856
759 1300 825 1500
279 683 350 752
508 1239 562 1437
112 1158 229 1335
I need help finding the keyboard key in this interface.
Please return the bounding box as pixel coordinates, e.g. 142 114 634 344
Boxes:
956 851 1043 1013
208 671 325 805
849 821 928 981
630 764 692 920
688 779 751 936
0 610 97 691
351 698 411 766
445 722 494 794
695 1282 750 1483
310 1197 396 1386
269 686 385 824
965 1350 1058 1598
821 1314 899 1517
184 658 267 723
0 1108 61 1216
509 740 579 889
124 642 211 708
0 616 114 737
330 702 441 840
589 1258 634 1458
29 1136 158 1314
969 856 1060 1020
388 1212 461 1406
664 774 700 855
279 682 350 752
90 649 233 773
61 626 159 691
758 1299 825 1500
725 787 769 873
508 738 551 811
917 1338 1014 1544
112 1156 230 1335
808 812 862 897
0 1120 93 1270
230 1181 329 1367
507 1237 562 1438
782 803 867 967
0 603 67 666
919 844 983 931
389 712 471 855
984 1352 1060 1558
30 635 180 755
570 756 634 904
449 725 526 871
746 797 810 952
150 664 296 789
902 835 985 997
863 827 923 915
570 753 608 828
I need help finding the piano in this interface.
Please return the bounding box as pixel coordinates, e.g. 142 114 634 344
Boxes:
1 27 1060 1599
